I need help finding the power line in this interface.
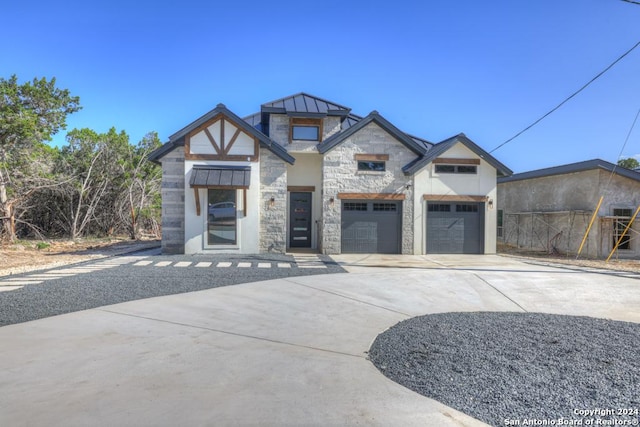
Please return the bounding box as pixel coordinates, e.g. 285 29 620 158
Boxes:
489 39 640 153
621 0 640 5
606 106 640 190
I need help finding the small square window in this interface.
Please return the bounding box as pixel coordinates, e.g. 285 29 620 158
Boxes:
292 125 319 141
357 161 386 172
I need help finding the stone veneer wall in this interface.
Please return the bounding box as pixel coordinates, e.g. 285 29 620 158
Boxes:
269 115 289 146
269 114 343 150
259 148 287 253
160 148 185 254
321 122 416 254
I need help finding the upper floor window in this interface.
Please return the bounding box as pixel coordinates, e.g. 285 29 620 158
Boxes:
358 161 385 172
435 164 477 174
433 158 480 175
292 125 319 141
290 118 322 142
355 154 389 173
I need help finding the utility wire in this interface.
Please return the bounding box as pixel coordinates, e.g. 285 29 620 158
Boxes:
490 39 640 153
605 106 640 190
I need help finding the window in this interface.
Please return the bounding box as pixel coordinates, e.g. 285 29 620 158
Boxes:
457 165 478 174
344 202 368 211
435 165 455 173
373 203 397 212
497 209 504 238
435 164 477 174
456 204 479 213
613 208 632 250
290 118 322 142
428 204 451 212
292 125 319 141
207 189 237 245
357 161 386 172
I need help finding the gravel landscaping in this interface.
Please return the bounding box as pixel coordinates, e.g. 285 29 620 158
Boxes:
369 312 640 427
0 252 344 326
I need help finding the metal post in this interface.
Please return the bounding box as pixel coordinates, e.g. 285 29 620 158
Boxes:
576 196 603 259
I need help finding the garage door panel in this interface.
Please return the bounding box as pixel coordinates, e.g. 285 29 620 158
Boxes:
342 220 378 253
427 202 484 254
342 201 401 254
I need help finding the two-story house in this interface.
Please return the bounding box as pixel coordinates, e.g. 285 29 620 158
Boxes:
149 93 512 255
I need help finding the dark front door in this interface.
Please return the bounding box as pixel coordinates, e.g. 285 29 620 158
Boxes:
289 192 312 248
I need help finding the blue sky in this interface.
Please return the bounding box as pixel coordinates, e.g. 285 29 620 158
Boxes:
2 0 639 173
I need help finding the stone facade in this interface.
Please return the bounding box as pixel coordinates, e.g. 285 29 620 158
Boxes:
321 122 415 254
159 148 185 254
269 114 343 153
259 148 287 252
151 95 506 256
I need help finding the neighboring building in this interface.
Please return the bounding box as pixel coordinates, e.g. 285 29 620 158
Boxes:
149 93 511 255
497 159 640 259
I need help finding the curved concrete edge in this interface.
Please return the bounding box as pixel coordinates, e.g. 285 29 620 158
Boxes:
2 255 639 426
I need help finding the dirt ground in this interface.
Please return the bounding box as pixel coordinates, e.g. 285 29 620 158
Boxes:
498 244 640 274
0 238 160 276
1 239 639 277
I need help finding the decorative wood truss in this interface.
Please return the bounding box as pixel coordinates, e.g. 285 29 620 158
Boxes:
185 114 259 161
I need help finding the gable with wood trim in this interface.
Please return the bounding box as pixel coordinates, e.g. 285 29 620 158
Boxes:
149 93 512 255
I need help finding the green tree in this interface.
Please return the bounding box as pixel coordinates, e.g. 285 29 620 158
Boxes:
0 75 81 241
617 157 640 170
57 127 129 239
117 132 162 239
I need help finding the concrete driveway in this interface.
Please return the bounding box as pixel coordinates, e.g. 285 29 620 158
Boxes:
1 254 638 426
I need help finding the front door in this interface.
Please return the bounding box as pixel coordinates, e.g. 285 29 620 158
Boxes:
289 192 312 248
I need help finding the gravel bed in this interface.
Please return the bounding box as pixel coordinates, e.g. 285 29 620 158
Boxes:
369 312 640 427
0 252 344 326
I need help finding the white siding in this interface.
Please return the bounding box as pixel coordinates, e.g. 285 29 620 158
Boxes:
412 143 498 254
184 159 260 254
189 130 215 155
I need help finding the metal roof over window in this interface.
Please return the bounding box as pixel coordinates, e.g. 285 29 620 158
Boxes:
189 166 251 188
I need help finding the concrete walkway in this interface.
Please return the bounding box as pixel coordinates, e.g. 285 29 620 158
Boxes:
1 255 638 426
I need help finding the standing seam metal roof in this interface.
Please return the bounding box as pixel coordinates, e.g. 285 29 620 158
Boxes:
189 165 251 188
261 92 351 115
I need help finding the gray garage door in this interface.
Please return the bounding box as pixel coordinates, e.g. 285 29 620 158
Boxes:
426 202 484 254
341 200 401 253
